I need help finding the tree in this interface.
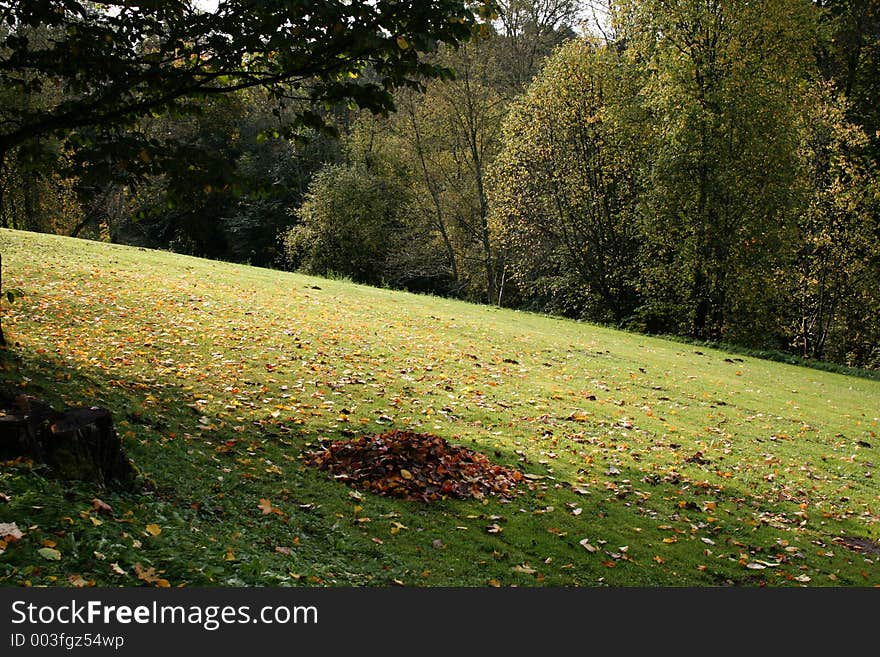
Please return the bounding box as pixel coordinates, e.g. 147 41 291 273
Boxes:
787 81 880 364
619 0 815 342
285 160 412 286
814 1 880 160
490 37 642 323
491 0 582 96
0 0 488 345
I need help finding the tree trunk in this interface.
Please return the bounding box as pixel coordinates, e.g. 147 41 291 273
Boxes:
0 391 137 490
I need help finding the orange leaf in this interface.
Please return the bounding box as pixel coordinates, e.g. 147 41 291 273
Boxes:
258 498 283 515
92 498 113 515
67 574 94 588
134 563 171 588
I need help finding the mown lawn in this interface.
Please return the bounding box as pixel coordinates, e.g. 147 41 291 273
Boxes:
1 228 878 587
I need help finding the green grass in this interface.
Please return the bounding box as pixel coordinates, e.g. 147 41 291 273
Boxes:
1 228 879 587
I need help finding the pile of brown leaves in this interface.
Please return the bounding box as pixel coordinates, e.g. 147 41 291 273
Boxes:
304 430 523 502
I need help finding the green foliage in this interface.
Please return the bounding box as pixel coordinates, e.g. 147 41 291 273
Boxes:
489 1 879 368
0 0 483 163
624 0 815 341
787 81 880 365
286 161 412 285
490 38 641 325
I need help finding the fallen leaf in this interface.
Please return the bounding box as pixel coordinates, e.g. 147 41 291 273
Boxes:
795 574 811 583
92 498 113 515
110 563 127 576
258 498 284 516
38 547 62 561
68 574 93 588
745 562 766 570
486 523 503 534
145 523 162 536
134 563 170 588
579 539 598 553
511 564 536 575
0 522 23 541
225 547 236 561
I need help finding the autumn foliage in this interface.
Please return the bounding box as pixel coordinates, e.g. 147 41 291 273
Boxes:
305 430 523 502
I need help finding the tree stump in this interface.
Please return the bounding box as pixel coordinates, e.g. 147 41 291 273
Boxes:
0 389 137 490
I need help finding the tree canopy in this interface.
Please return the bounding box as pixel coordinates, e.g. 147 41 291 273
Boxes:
0 0 486 164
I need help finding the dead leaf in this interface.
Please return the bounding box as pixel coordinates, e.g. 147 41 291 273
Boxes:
0 522 23 541
486 523 503 534
579 539 598 553
145 523 162 536
511 564 536 575
258 498 284 516
110 563 127 576
68 574 93 588
38 547 62 561
134 563 170 588
92 498 113 515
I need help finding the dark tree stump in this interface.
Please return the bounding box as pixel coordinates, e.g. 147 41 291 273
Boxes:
0 390 137 490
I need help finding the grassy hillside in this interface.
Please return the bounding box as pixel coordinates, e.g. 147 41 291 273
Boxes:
1 228 878 587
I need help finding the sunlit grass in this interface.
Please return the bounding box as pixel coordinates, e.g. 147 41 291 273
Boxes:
1 228 878 587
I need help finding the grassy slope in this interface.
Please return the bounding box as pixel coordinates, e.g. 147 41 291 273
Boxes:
1 228 878 587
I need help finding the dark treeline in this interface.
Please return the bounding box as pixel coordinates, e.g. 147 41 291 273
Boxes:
2 1 878 368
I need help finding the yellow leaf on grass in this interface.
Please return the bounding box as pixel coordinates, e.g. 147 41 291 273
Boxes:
258 498 284 516
145 523 162 536
38 547 62 561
